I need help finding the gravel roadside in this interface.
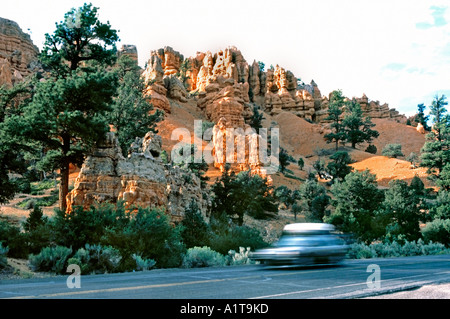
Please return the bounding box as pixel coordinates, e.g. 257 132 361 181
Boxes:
364 282 450 299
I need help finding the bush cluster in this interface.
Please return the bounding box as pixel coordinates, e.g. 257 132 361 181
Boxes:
181 246 257 268
1 199 268 275
347 239 449 259
0 243 8 269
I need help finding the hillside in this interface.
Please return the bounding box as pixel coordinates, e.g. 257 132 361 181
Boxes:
156 94 428 191
0 16 431 224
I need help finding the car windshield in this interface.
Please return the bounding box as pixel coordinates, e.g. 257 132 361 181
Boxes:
275 235 342 247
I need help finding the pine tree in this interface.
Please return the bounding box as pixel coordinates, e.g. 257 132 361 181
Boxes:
416 103 430 131
380 180 423 242
0 81 36 203
181 199 210 248
297 177 330 222
420 95 450 184
249 105 264 132
326 151 353 182
324 90 346 151
107 54 164 156
325 170 384 242
342 100 379 149
12 4 120 212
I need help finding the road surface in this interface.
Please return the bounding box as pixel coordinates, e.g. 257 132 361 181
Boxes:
1 255 449 300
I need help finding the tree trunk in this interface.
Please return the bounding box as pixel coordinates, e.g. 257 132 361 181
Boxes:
59 135 70 212
59 159 69 213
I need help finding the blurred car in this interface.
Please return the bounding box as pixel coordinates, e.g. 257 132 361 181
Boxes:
249 223 349 266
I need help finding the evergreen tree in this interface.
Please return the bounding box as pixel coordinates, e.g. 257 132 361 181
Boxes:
410 175 425 197
211 166 277 226
297 157 304 170
326 151 353 182
430 189 450 220
298 177 330 222
279 148 294 174
420 95 450 185
249 105 264 132
342 100 379 149
181 199 210 248
325 170 384 242
11 3 120 212
107 54 164 156
0 81 36 203
416 103 430 131
380 179 423 242
324 90 346 150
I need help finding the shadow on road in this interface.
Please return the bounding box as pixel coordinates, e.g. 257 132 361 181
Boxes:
255 262 350 272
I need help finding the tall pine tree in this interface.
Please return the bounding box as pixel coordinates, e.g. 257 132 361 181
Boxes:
324 90 346 151
342 99 379 149
11 3 120 212
420 95 450 185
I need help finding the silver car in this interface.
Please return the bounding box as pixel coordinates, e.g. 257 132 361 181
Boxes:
249 223 349 266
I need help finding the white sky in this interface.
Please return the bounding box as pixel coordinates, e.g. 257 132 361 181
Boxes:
2 0 449 116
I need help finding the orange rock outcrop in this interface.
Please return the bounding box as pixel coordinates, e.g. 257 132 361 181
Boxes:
66 132 206 221
0 17 39 87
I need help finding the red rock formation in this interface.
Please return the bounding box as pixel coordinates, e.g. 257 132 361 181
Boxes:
66 132 206 221
118 44 138 63
142 46 189 112
0 17 39 87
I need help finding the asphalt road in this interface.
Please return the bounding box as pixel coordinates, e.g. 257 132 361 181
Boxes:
1 255 449 300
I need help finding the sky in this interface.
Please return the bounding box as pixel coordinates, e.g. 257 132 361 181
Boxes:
1 0 449 117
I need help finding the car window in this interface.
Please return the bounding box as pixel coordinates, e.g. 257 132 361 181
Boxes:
276 235 344 247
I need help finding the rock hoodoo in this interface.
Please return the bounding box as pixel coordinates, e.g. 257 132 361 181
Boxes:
66 132 206 222
143 46 406 126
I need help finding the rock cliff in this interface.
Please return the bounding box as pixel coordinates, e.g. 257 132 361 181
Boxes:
66 131 206 222
0 17 39 87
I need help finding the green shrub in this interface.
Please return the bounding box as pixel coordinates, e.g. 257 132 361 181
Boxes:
347 240 450 259
382 144 404 158
30 179 57 195
209 225 268 256
68 244 122 274
103 206 185 269
52 204 123 250
29 246 72 274
365 144 377 154
182 246 227 268
132 254 156 271
347 242 375 259
11 178 31 194
0 219 28 258
0 243 9 269
16 195 58 209
420 240 448 255
422 219 450 247
370 241 401 258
